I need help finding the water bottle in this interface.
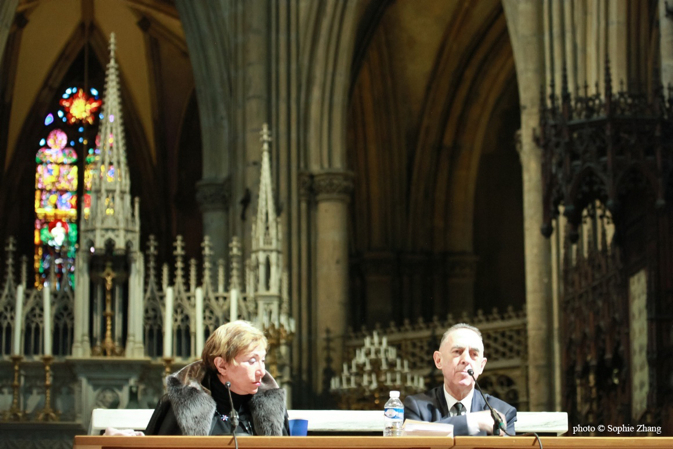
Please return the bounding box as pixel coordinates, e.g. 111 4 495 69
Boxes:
383 390 404 436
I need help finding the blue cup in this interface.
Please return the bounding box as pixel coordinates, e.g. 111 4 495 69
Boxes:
289 418 309 436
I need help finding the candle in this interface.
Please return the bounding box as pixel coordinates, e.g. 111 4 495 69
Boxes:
373 331 379 346
43 285 51 356
396 358 402 370
350 376 355 388
12 285 24 356
195 287 204 358
343 362 349 374
371 374 378 389
230 287 238 321
404 359 409 372
362 373 369 385
335 376 340 388
163 287 174 358
381 356 388 370
352 359 357 372
381 336 387 348
386 372 392 385
365 336 371 348
406 373 412 386
396 372 402 385
289 317 295 333
342 373 348 387
365 357 371 371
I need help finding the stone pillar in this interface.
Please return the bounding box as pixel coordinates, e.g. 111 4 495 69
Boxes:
661 0 673 86
313 170 353 393
504 0 555 411
0 0 19 66
196 178 231 266
72 248 91 357
445 253 478 316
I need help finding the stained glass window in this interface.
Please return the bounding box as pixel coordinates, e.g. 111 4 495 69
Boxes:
59 87 102 125
34 86 102 289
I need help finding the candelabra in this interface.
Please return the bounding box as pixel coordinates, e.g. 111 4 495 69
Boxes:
162 357 174 391
2 355 25 421
34 355 59 422
263 318 295 379
331 331 425 410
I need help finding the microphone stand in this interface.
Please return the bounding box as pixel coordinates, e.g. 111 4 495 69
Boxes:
225 382 239 449
467 368 505 436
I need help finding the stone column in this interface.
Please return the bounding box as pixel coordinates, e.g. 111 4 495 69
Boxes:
196 178 231 266
313 170 353 393
661 0 673 86
0 0 18 66
445 253 479 316
72 248 91 357
504 0 555 411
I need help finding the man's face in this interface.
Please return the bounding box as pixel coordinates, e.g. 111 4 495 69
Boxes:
433 328 487 399
214 343 267 395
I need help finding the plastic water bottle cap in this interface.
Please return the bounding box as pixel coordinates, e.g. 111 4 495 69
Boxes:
389 390 400 398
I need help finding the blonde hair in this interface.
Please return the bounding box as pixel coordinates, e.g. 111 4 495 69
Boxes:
201 320 268 370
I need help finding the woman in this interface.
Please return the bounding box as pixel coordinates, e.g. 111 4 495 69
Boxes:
145 320 289 436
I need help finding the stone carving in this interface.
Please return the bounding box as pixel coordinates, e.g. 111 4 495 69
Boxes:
312 170 354 200
196 177 231 211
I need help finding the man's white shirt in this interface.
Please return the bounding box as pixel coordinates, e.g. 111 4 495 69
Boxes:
442 384 480 435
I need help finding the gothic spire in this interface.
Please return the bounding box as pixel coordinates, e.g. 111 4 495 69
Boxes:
81 32 140 251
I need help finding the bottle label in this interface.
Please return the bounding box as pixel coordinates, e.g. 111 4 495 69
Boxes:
384 407 404 420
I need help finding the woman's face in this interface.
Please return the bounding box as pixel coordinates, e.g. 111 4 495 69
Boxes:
215 343 267 395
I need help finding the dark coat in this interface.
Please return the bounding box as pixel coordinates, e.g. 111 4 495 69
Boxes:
404 385 517 436
145 361 289 436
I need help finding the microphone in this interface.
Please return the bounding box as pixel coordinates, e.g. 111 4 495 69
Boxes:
224 382 239 431
467 368 505 436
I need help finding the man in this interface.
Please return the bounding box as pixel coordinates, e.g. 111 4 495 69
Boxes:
404 323 517 435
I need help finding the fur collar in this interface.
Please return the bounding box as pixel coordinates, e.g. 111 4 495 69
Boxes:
166 361 284 435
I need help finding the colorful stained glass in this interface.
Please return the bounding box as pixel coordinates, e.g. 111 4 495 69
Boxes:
59 88 102 125
34 128 79 289
35 85 101 289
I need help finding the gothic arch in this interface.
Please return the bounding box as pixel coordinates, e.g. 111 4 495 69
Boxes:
304 0 361 171
0 22 158 258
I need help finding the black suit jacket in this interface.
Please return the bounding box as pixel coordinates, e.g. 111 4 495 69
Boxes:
404 385 517 436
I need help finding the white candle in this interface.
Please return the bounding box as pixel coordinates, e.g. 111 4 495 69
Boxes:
229 287 238 321
386 372 392 385
381 336 387 348
342 372 348 387
195 287 204 358
43 285 51 356
335 376 340 388
396 372 402 385
163 287 174 358
381 356 388 370
365 357 371 371
364 336 371 348
404 359 409 372
362 373 369 385
289 317 295 333
396 358 402 370
343 362 349 374
350 375 355 388
12 285 24 356
372 331 379 346
407 373 412 386
371 374 378 389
